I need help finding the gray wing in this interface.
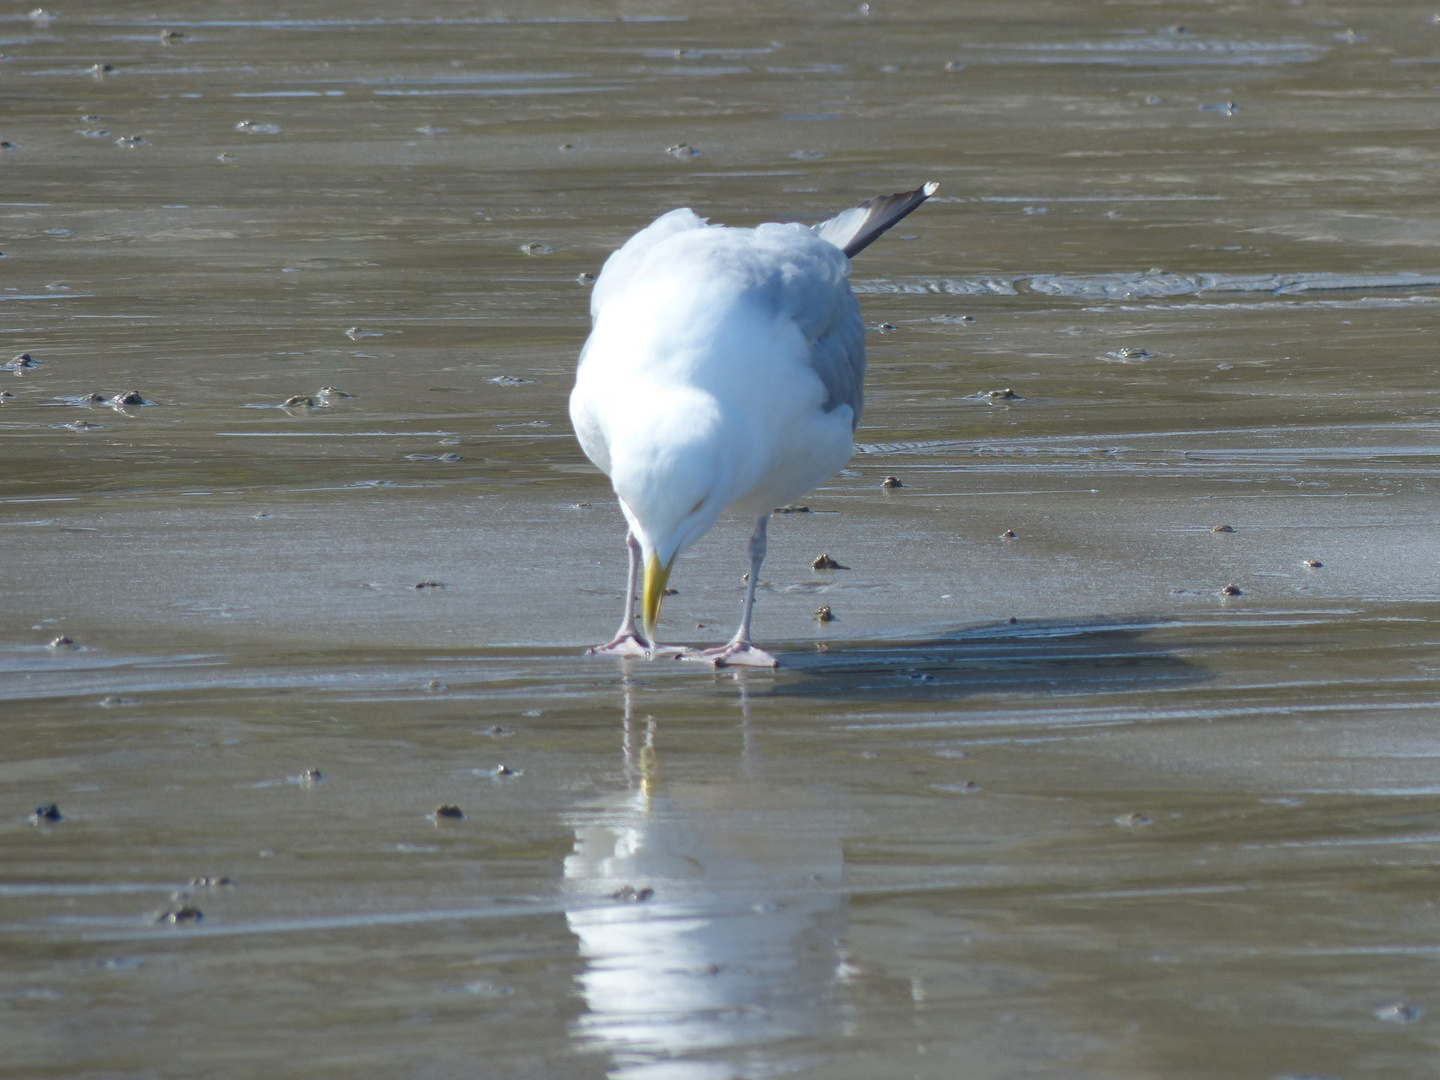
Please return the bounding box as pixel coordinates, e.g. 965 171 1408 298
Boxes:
809 295 867 430
754 224 869 431
812 181 939 258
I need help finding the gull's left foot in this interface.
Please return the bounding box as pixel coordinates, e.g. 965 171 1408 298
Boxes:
587 631 651 659
680 642 779 669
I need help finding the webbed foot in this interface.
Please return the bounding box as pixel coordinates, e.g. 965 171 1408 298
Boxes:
680 641 779 669
586 632 651 659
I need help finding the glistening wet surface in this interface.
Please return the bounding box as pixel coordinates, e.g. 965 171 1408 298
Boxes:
4 2 1440 1077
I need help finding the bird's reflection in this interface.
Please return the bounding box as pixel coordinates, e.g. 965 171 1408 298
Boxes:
565 679 848 1079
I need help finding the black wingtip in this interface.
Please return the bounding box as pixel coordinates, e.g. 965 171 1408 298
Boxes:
839 181 939 258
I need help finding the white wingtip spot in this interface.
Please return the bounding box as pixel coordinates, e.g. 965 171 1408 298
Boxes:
922 181 939 196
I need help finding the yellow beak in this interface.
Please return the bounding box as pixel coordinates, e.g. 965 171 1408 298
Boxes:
642 552 675 642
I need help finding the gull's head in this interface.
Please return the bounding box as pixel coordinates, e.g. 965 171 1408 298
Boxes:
608 387 731 641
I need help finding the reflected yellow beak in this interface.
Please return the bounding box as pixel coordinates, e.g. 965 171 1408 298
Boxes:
642 552 675 642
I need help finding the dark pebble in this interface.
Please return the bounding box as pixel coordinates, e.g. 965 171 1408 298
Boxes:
610 885 655 902
414 580 444 589
30 803 63 824
881 476 903 489
814 605 835 622
47 635 76 649
812 553 848 570
155 905 203 924
1213 524 1235 533
1220 584 1242 596
433 804 465 820
1000 529 1017 539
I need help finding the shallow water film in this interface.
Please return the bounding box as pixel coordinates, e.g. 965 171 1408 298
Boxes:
5 2 1440 1077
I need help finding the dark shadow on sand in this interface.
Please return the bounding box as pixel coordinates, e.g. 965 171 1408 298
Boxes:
768 616 1207 702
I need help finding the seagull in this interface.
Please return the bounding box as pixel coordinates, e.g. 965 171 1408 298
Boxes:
570 181 938 667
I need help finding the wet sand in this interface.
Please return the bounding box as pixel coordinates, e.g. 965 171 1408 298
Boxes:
4 3 1440 1077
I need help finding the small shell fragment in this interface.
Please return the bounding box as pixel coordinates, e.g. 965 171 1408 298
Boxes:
1374 1002 1424 1025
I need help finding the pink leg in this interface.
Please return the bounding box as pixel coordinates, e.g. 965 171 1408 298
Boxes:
684 515 778 669
587 531 651 658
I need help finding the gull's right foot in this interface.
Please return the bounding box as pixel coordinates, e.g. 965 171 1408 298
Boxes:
586 631 651 659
